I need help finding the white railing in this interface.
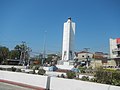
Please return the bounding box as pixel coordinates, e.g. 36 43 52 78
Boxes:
0 70 47 89
50 77 120 90
0 70 120 90
0 65 26 69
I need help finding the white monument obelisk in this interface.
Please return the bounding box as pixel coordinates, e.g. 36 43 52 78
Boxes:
62 18 75 61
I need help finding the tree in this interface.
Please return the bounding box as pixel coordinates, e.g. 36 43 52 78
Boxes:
14 42 31 60
9 50 20 59
45 54 52 63
14 45 21 51
13 44 23 59
0 46 9 64
45 54 60 64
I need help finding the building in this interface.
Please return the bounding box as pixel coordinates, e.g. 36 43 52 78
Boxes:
76 51 93 67
77 51 93 61
76 51 111 68
62 18 75 61
93 52 109 60
110 38 120 58
110 38 120 66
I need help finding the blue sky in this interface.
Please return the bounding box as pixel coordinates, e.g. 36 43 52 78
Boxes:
0 0 120 54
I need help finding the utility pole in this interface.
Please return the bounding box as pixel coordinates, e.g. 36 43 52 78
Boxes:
27 47 32 66
42 31 47 65
84 48 90 68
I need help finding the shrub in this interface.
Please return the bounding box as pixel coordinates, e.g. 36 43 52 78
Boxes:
2 68 6 70
90 78 97 82
80 76 89 81
38 69 46 75
15 68 22 72
11 67 16 72
0 67 3 70
32 65 40 70
61 74 65 78
6 67 16 72
78 66 87 73
6 68 12 71
94 68 120 86
66 71 76 79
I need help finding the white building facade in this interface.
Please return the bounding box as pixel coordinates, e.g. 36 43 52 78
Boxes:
77 51 93 61
110 38 120 59
62 18 75 61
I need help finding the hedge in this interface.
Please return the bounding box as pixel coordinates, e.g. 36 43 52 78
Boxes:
94 68 120 86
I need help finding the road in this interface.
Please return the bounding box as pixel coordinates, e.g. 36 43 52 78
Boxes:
0 82 33 90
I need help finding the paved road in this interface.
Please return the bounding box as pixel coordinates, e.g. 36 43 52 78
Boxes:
0 82 33 90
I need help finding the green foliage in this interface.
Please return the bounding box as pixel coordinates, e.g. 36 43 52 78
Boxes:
0 67 3 70
94 68 120 86
32 65 40 70
78 66 87 73
80 76 89 81
90 78 97 82
9 50 20 59
45 54 60 64
6 67 16 72
14 43 31 60
45 55 52 63
66 71 76 79
38 69 46 75
0 43 31 65
0 46 9 64
11 67 16 72
6 68 12 71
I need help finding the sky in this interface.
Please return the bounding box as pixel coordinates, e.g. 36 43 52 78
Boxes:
0 0 120 55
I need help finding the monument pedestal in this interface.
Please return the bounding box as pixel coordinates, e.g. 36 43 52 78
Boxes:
56 60 74 70
63 61 74 66
63 61 70 66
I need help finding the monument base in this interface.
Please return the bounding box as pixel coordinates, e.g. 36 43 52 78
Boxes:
63 61 75 66
57 60 75 65
56 60 75 70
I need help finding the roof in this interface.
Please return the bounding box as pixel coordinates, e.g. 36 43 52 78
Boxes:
77 51 92 54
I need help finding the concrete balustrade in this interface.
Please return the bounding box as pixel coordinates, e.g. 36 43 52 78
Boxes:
109 86 120 90
0 70 120 90
50 77 120 90
0 65 26 69
50 77 110 90
0 71 47 89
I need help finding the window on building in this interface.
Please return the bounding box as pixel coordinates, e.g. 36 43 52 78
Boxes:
117 44 120 49
118 51 120 57
82 55 84 57
112 51 117 55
